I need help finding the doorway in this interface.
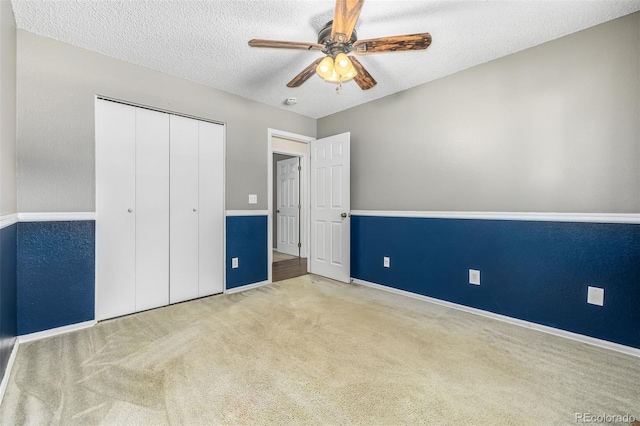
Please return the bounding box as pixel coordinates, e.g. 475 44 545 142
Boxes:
268 129 313 283
272 153 306 281
267 128 351 284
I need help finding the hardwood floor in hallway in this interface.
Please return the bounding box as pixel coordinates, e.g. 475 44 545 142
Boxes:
272 257 308 282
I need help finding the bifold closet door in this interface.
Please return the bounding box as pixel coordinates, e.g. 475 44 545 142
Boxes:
170 116 224 302
135 108 170 312
170 115 200 304
97 99 170 320
198 120 224 297
96 100 136 320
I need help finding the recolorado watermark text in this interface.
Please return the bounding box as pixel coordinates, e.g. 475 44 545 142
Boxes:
575 413 636 423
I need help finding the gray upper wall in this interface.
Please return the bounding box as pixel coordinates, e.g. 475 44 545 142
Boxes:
17 30 316 212
318 12 640 214
0 0 17 216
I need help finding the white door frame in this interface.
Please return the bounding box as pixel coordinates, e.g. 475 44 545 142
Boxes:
267 128 314 284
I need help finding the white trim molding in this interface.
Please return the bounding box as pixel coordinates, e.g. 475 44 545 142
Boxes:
352 278 640 358
19 212 96 222
267 128 315 144
224 280 270 294
225 210 269 216
18 320 97 344
0 213 19 229
350 210 640 224
0 339 19 406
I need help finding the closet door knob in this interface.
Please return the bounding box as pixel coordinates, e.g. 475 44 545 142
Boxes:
193 208 197 212
128 208 134 213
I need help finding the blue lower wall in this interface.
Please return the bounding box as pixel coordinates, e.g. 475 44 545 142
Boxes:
351 215 640 349
17 221 95 335
8 214 637 351
226 215 268 289
0 223 17 382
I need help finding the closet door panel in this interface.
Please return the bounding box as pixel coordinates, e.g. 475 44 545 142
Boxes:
95 100 136 320
135 108 170 311
198 121 225 297
170 115 200 304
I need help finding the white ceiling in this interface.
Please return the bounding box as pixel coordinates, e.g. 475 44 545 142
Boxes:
11 0 640 119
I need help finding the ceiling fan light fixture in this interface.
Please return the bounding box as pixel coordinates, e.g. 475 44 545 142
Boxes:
334 53 357 81
334 53 350 72
324 68 340 83
316 56 335 79
342 65 358 81
319 54 358 84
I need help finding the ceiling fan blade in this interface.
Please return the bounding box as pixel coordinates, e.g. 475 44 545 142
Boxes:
349 57 376 90
287 58 324 88
353 33 432 54
331 0 365 43
248 39 324 51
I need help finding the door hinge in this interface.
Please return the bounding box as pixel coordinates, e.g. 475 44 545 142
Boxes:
298 165 301 171
298 204 301 210
298 242 301 248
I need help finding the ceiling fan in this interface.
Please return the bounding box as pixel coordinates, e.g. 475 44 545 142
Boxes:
248 0 432 91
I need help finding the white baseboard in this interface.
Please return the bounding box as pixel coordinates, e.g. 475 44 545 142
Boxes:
225 280 270 294
352 278 640 358
18 320 97 344
0 339 19 406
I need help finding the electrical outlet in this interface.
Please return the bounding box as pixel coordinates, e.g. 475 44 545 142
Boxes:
469 269 480 285
587 286 604 306
248 194 257 204
232 257 239 269
383 257 390 268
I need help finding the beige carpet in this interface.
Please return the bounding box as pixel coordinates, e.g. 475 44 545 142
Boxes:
1 275 638 425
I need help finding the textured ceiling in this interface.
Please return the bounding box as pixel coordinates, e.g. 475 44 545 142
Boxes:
11 0 640 119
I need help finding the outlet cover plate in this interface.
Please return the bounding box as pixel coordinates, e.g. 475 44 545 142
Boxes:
232 257 239 269
248 194 257 204
587 286 604 306
469 269 480 285
383 257 390 268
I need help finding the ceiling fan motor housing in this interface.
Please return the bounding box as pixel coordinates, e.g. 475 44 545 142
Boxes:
318 20 358 56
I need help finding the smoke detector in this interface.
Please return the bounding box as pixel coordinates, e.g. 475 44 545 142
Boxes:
284 97 298 105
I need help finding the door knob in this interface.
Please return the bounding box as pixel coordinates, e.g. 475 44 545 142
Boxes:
128 208 133 213
277 209 280 213
341 212 347 218
193 208 197 212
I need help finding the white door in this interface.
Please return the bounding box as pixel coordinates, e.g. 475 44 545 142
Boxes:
135 107 170 312
310 132 350 283
170 115 200 304
95 99 137 320
198 120 225 297
277 157 300 257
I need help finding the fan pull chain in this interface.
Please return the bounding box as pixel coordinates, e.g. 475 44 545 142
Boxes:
336 76 343 94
